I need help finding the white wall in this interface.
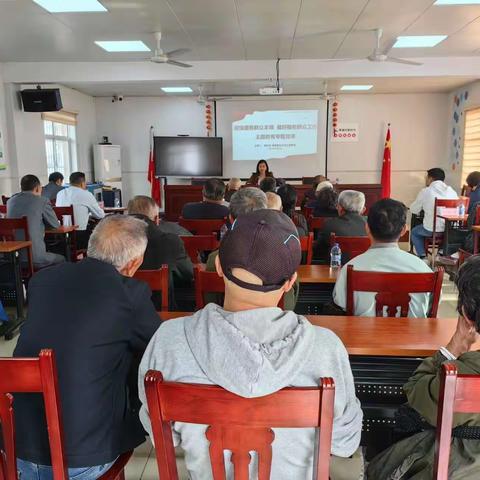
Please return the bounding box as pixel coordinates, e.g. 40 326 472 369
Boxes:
3 84 96 194
328 93 450 205
94 96 205 202
95 93 450 206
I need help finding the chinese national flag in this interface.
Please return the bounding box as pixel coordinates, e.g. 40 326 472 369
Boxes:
381 126 391 199
148 127 161 206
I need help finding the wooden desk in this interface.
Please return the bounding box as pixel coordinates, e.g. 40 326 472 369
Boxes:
104 207 127 214
158 312 469 357
296 264 339 284
0 240 32 339
437 214 469 259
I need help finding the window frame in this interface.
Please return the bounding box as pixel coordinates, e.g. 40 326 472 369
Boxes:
43 119 78 178
461 105 480 188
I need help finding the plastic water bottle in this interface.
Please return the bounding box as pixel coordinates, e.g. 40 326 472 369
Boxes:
459 203 465 217
330 243 342 269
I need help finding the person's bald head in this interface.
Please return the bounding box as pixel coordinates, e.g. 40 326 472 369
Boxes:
266 192 282 211
87 215 148 276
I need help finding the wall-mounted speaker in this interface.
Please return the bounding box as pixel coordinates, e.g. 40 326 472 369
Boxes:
20 88 63 112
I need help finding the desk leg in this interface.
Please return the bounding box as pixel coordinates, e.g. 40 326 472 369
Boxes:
1 250 25 340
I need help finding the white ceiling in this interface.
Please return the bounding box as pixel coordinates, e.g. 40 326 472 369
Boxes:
3 0 480 62
62 76 477 97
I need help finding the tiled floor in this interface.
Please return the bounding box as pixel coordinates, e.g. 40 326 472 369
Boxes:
0 278 460 479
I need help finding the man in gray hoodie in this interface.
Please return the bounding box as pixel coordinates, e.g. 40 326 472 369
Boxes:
138 209 363 479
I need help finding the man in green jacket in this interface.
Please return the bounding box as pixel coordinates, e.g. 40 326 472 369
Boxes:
368 255 480 479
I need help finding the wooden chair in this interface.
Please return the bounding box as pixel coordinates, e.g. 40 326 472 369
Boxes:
194 265 285 310
330 234 371 262
180 235 219 264
0 349 132 480
299 233 313 265
426 197 470 265
178 217 226 235
308 217 328 233
0 217 34 278
346 265 444 318
52 206 84 262
144 371 335 480
134 265 169 312
0 205 6 218
434 363 480 479
1 196 9 206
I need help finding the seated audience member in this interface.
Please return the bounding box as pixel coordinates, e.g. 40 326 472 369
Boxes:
307 181 339 217
259 176 277 193
224 177 241 202
7 174 64 268
466 170 480 214
333 199 433 317
182 178 229 220
128 195 193 284
248 159 274 186
314 190 367 260
301 174 327 208
368 255 480 479
56 171 105 249
139 209 363 479
277 184 309 237
14 215 160 480
41 171 64 202
266 191 282 210
410 168 458 260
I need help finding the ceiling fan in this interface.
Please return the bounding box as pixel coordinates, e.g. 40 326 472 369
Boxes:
302 28 422 66
150 32 192 68
196 85 231 104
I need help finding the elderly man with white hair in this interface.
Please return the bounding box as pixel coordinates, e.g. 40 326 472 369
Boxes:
13 215 161 480
314 190 367 260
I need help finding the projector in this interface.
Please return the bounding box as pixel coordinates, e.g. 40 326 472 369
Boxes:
259 87 283 95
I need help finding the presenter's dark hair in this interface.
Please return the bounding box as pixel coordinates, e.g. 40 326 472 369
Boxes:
427 168 445 182
256 160 270 174
70 172 86 185
466 171 480 188
457 255 480 332
48 172 64 183
203 178 225 201
277 184 298 217
259 177 277 193
367 198 407 242
21 175 41 192
316 187 338 211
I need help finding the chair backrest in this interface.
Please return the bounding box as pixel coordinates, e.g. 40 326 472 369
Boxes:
178 217 226 235
433 197 470 233
134 265 169 311
0 350 68 480
308 217 327 232
299 233 313 265
53 206 75 226
346 265 444 318
180 235 219 264
1 196 9 206
330 234 371 262
0 205 6 218
144 371 335 480
434 363 480 479
194 266 285 310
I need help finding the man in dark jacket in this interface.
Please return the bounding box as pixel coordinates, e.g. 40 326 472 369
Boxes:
41 171 64 202
182 178 229 219
314 190 367 260
14 215 160 480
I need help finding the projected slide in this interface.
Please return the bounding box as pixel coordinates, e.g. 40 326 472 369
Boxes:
232 110 318 161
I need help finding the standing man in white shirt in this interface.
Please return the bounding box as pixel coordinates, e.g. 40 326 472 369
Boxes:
56 172 105 249
410 168 458 259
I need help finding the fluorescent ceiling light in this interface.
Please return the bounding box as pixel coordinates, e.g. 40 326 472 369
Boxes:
32 0 107 12
340 85 373 91
393 35 447 48
161 87 193 93
435 0 480 5
95 41 150 52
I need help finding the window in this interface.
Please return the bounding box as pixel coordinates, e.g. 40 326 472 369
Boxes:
42 111 78 178
462 107 480 186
